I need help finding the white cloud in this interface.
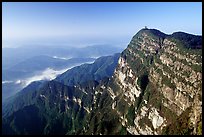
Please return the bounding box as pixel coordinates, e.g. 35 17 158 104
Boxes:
2 80 13 84
16 61 95 88
89 56 101 59
52 56 72 60
15 80 22 84
15 68 69 88
24 68 67 86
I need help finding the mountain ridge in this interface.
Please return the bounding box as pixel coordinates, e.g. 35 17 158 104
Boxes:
2 28 202 135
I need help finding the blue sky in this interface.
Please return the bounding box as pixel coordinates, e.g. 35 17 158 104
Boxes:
2 2 202 48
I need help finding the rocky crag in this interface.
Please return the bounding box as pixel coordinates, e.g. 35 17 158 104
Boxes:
2 28 202 135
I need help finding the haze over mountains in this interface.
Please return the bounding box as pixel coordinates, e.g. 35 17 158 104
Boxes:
2 44 124 69
2 28 202 135
2 44 123 101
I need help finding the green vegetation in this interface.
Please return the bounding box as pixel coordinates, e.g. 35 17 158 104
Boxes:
171 32 202 49
144 83 164 110
2 80 100 135
191 64 202 72
56 53 120 86
161 75 176 90
197 121 202 135
139 116 153 129
162 107 193 135
118 126 128 135
135 73 149 111
126 105 135 126
160 104 177 122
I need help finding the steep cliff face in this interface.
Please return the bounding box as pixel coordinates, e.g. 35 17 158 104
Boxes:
2 28 202 135
85 29 202 135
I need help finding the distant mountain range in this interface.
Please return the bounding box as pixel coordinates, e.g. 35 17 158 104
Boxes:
3 56 95 81
3 44 123 70
2 57 95 101
2 44 123 101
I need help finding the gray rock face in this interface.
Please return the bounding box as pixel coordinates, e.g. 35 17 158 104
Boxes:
92 28 202 135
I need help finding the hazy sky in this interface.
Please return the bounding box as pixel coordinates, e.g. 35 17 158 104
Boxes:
2 2 202 48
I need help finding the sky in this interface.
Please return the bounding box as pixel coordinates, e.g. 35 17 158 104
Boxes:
2 2 202 48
